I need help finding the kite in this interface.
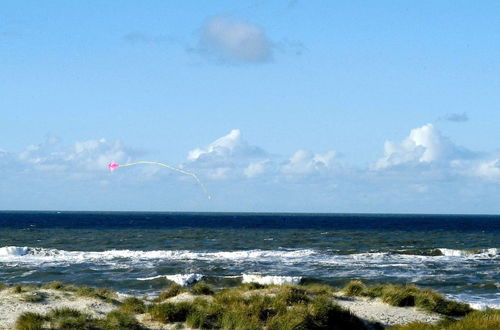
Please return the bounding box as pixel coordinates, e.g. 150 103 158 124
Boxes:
107 160 211 200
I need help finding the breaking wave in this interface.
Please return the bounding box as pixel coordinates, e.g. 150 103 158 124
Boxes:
0 246 497 267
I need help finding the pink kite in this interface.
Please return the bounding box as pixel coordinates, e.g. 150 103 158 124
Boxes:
107 161 119 172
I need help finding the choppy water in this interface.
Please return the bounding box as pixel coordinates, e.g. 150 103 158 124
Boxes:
0 211 498 310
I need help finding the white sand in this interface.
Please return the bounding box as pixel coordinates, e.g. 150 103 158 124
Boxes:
333 294 443 328
0 288 115 329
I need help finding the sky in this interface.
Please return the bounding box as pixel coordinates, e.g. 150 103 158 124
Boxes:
1 0 500 213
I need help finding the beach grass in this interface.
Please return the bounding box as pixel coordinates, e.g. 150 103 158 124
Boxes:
149 301 195 323
149 283 368 329
191 281 214 295
9 280 491 330
75 286 119 304
100 310 144 330
42 281 78 292
156 283 184 301
21 292 45 303
47 308 96 330
14 312 47 330
119 297 146 314
342 280 473 316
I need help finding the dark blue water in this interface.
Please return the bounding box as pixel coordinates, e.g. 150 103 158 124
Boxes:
0 211 498 309
1 211 499 230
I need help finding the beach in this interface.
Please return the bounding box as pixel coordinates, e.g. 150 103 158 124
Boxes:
0 281 483 329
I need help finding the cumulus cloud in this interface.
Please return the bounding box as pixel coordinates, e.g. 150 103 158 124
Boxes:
475 159 500 182
15 137 133 173
244 160 272 178
197 16 272 63
188 129 265 163
442 112 469 123
373 124 473 169
282 150 337 176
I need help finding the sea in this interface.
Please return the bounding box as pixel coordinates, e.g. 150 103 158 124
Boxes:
0 211 498 310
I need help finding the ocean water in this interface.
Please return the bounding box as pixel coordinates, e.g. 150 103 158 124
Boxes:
0 211 498 310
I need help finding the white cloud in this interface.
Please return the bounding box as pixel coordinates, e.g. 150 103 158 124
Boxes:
244 160 272 178
188 129 265 163
282 150 337 176
374 124 472 169
198 16 272 63
16 137 132 173
475 159 500 182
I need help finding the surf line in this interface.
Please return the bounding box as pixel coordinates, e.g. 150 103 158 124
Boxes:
108 160 211 200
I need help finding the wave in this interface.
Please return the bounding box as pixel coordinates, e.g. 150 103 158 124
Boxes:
0 246 497 268
0 246 317 266
137 273 204 286
242 274 302 285
438 248 498 257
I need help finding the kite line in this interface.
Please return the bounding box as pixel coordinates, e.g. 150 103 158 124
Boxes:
108 161 211 200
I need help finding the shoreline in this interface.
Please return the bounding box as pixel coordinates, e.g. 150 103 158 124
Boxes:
1 280 498 330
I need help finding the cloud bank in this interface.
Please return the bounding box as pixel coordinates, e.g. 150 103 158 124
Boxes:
1 123 499 212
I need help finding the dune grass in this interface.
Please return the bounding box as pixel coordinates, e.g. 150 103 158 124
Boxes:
150 283 367 329
389 309 500 330
15 307 145 330
100 310 144 330
47 308 96 330
14 312 47 330
21 292 46 303
75 286 119 304
156 283 184 301
119 297 146 314
342 280 473 316
191 281 214 295
42 281 78 292
149 301 195 323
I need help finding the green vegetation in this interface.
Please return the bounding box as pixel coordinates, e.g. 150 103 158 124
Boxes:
15 312 47 330
149 301 195 323
149 284 368 329
13 285 24 294
191 282 214 295
15 307 144 330
76 286 118 304
342 281 473 316
47 308 96 330
0 282 7 291
42 281 77 292
389 309 500 330
119 297 146 314
21 292 46 303
343 280 367 297
238 282 268 291
156 283 183 301
100 310 144 330
10 281 488 330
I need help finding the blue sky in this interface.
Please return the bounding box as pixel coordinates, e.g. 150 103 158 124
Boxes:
1 1 500 213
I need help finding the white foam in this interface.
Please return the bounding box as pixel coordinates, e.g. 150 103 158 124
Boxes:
0 246 28 257
438 248 498 258
137 273 203 286
242 274 302 285
446 293 500 311
469 302 500 311
0 246 318 266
